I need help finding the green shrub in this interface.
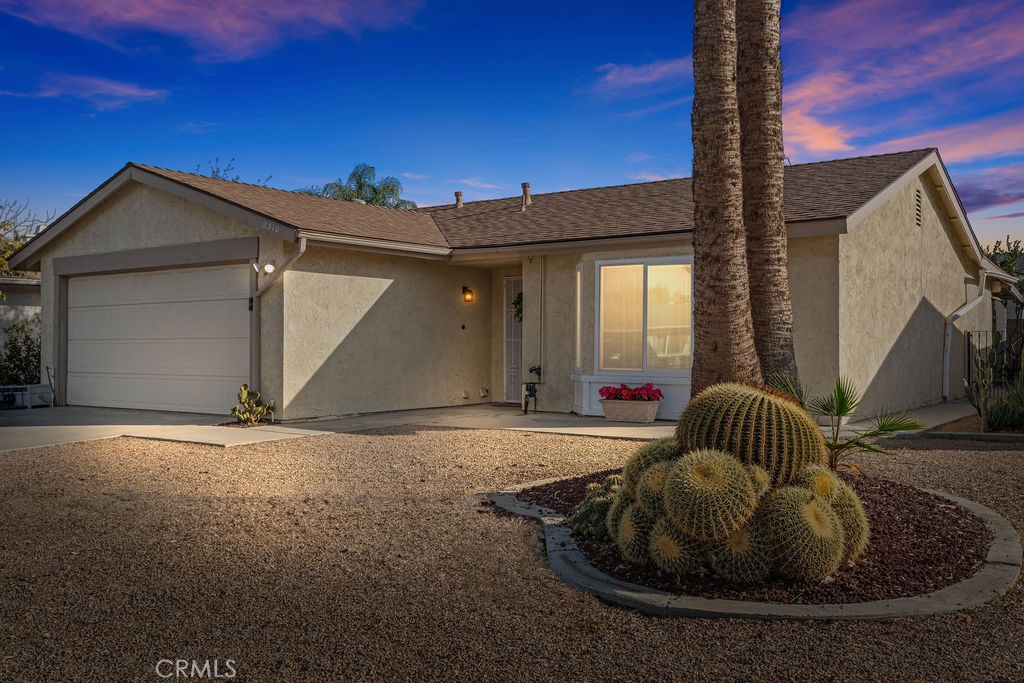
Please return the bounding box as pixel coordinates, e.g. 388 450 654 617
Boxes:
230 384 274 424
675 383 826 484
0 314 41 385
662 449 758 541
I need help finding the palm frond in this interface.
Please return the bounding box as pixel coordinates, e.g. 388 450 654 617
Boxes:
873 409 924 433
766 373 806 406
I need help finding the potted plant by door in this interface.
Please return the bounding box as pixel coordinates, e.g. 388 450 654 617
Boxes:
598 383 664 423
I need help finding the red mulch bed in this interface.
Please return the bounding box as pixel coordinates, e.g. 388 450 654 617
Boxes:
518 470 992 604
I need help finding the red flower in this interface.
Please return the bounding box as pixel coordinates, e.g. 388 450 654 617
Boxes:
598 383 663 401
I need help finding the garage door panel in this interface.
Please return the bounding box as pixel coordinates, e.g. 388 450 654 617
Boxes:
68 338 249 377
66 264 251 414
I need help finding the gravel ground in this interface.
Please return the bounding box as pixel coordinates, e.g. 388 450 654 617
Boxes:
0 428 1022 681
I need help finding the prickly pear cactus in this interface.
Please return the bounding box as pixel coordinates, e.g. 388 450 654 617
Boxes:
831 481 870 562
760 486 844 581
647 517 708 577
621 438 682 496
675 383 827 484
569 475 623 541
662 449 758 542
617 502 657 565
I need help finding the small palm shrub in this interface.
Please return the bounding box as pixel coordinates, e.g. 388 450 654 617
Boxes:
230 384 274 424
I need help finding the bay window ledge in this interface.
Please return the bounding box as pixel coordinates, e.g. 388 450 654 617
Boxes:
571 372 692 420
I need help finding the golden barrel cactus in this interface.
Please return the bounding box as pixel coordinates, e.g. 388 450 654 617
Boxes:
621 438 682 497
760 486 844 581
662 449 758 542
832 481 870 562
675 383 827 484
616 502 657 565
711 519 772 585
636 462 671 516
647 517 708 577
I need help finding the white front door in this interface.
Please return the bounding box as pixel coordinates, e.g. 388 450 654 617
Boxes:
66 263 251 414
504 277 523 403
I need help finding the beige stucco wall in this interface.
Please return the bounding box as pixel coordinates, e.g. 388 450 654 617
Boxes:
838 175 991 415
34 182 286 408
0 284 41 355
787 236 840 399
281 246 491 419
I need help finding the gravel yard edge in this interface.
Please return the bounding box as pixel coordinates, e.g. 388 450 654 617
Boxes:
486 481 1022 621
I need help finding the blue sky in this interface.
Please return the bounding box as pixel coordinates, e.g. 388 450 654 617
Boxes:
1 0 1022 246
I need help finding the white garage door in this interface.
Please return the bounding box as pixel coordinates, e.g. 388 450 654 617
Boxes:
67 264 251 414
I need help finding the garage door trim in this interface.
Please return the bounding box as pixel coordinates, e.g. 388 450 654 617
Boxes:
52 237 259 407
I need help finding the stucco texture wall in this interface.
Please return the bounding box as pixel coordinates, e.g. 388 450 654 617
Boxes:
282 246 491 419
35 182 286 406
838 175 990 416
0 284 41 355
787 235 840 400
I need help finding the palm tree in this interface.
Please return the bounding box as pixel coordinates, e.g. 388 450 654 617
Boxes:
299 164 417 209
737 0 799 382
690 0 763 393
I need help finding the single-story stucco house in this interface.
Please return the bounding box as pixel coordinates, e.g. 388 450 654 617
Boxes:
9 148 1015 420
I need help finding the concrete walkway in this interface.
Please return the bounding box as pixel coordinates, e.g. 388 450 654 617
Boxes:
0 399 976 452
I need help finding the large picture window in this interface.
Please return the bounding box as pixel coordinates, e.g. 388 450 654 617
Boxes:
597 258 692 372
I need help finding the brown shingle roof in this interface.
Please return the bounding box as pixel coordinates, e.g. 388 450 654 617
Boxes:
425 149 936 248
134 164 450 249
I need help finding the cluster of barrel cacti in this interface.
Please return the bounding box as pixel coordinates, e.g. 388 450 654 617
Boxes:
572 382 871 583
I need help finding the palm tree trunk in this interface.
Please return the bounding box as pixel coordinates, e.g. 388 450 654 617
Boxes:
691 0 763 394
737 0 799 382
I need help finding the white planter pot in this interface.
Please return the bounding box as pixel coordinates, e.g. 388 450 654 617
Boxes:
599 399 661 423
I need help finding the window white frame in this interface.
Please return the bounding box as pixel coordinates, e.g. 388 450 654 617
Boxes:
593 255 694 376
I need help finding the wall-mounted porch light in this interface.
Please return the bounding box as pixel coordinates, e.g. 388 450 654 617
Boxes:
462 286 474 303
253 261 276 274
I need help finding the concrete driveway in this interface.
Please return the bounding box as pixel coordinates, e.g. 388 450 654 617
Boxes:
0 406 223 451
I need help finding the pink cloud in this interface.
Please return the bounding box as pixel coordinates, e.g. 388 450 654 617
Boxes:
0 0 423 61
780 0 1024 160
594 57 691 93
947 164 1024 212
872 114 1024 164
0 73 168 110
628 171 684 182
984 212 1024 221
455 177 502 189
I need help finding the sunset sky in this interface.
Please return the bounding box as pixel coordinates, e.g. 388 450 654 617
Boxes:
1 0 1022 246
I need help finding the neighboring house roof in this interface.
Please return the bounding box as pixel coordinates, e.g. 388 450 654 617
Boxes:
134 164 450 249
0 277 41 288
427 149 934 248
7 148 1010 286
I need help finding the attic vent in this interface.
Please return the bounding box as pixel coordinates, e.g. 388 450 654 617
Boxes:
914 189 923 226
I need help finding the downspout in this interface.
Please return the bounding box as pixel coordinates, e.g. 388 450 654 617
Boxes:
256 237 307 299
942 268 987 400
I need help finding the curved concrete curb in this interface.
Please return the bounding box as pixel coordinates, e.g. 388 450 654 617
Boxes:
919 430 1024 443
489 481 1021 620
